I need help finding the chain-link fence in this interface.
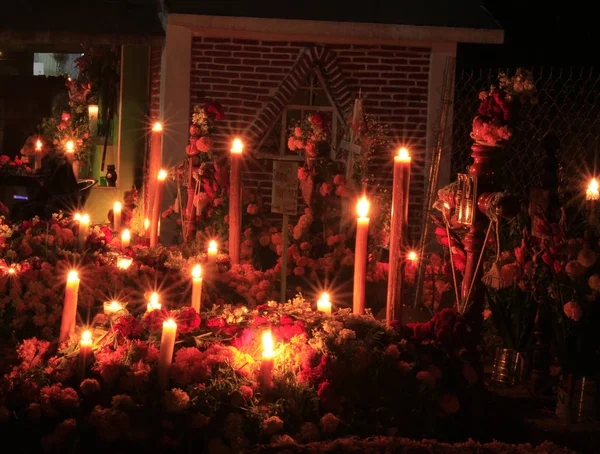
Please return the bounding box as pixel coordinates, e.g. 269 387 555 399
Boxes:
452 68 600 200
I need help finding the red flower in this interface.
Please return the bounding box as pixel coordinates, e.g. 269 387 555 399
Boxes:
232 327 255 348
112 315 143 338
206 317 226 328
174 307 201 334
61 112 71 122
203 102 224 121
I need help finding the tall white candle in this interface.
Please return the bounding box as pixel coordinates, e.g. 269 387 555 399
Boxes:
59 270 80 343
121 229 130 250
353 196 370 315
78 214 90 252
88 105 99 136
113 201 122 232
191 264 203 313
158 319 177 389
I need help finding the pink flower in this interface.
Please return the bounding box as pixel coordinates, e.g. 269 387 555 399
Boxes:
61 112 71 122
288 136 298 151
293 127 302 137
563 301 582 321
293 266 305 276
319 183 332 196
239 385 253 400
333 174 346 185
298 166 309 181
246 204 259 215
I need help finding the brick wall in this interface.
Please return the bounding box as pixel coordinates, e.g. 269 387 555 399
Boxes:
189 37 430 239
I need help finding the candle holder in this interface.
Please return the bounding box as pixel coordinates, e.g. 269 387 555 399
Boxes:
106 165 117 187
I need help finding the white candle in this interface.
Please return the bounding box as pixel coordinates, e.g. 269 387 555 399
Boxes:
88 105 99 136
150 170 167 247
587 178 599 201
191 264 203 313
113 201 122 232
121 229 130 250
34 139 42 170
158 319 177 389
65 140 75 163
260 329 275 394
148 122 163 219
59 270 80 343
207 240 218 274
147 292 161 312
78 214 90 252
317 292 332 315
143 218 150 237
80 329 93 366
353 196 370 315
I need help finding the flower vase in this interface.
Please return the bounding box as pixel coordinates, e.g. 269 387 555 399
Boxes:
491 347 530 386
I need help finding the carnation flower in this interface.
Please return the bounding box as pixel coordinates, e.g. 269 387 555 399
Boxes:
293 266 305 276
320 412 340 433
111 394 133 410
195 136 213 152
577 248 597 268
88 405 130 441
563 301 582 321
80 378 101 395
319 183 333 196
239 385 253 400
246 204 259 215
163 388 191 413
299 422 320 442
271 434 295 445
565 260 585 280
588 274 600 291
262 415 284 435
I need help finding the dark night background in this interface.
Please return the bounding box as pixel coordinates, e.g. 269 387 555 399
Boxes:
459 0 599 68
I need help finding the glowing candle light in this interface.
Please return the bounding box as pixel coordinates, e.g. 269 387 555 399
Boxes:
150 169 168 247
407 250 418 262
34 139 42 170
191 265 203 313
121 229 130 250
587 178 599 201
113 201 122 232
353 196 370 315
229 138 243 265
78 214 90 251
148 122 163 219
386 147 412 325
117 256 133 270
73 212 81 221
317 292 332 315
147 292 161 312
207 240 218 274
7 267 16 275
80 329 93 365
143 218 150 237
103 300 124 315
260 329 275 394
88 105 99 136
158 319 177 389
59 270 80 343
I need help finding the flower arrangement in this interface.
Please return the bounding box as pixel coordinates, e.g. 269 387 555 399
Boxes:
0 155 31 175
41 107 93 162
186 103 224 158
471 69 536 147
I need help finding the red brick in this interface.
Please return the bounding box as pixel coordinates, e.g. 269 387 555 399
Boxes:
243 46 273 53
225 65 256 73
204 50 235 57
254 66 287 74
235 52 262 58
214 44 243 51
269 53 293 60
231 79 260 87
232 38 260 45
214 57 242 65
408 73 429 80
210 71 241 79
191 43 214 50
212 84 240 92
242 59 270 66
203 37 232 43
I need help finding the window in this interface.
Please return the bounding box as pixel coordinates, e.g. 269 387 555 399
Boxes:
257 70 343 160
33 53 81 78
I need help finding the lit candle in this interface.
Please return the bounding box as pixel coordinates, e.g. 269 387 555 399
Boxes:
148 122 163 219
103 300 124 316
207 240 218 274
586 178 599 224
59 270 80 343
143 218 150 237
34 139 42 170
353 196 370 315
147 292 161 312
317 292 332 315
78 214 90 251
407 250 418 262
586 178 599 201
386 147 412 325
150 169 167 247
80 329 93 366
113 201 122 232
7 267 16 275
117 256 133 270
191 265 203 313
121 229 130 250
65 140 75 162
88 105 99 136
229 138 243 265
158 319 177 389
260 329 275 394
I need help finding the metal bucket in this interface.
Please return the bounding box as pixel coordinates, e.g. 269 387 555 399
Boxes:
491 348 529 385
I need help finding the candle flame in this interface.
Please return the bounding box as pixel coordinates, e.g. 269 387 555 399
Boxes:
443 202 451 209
108 301 123 311
81 330 92 344
114 201 122 211
80 214 90 224
144 218 150 230
157 169 167 180
152 122 163 132
35 139 42 150
192 264 202 279
67 270 79 282
88 105 99 114
397 147 411 161
262 330 274 357
164 318 177 328
73 212 81 221
8 267 16 275
320 292 330 304
231 138 244 154
150 292 159 306
121 229 131 241
208 240 218 253
356 196 370 218
117 257 133 269
65 140 74 153
407 251 418 262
